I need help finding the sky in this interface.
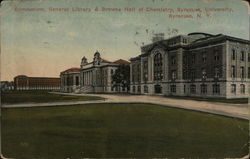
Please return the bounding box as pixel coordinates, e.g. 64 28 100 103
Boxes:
1 0 249 81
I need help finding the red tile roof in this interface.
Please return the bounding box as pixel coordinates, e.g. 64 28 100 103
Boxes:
61 67 80 73
113 59 130 64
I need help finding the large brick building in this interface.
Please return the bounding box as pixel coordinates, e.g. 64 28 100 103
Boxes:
60 51 130 93
14 75 60 90
130 32 249 98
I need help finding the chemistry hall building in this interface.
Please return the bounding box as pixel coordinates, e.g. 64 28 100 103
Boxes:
130 32 249 98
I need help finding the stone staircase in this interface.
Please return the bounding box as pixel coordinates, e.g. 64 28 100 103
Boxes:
80 85 94 93
74 86 81 94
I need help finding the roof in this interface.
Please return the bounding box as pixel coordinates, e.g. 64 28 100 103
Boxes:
61 67 80 74
101 58 112 63
113 59 130 64
14 75 60 79
15 75 28 78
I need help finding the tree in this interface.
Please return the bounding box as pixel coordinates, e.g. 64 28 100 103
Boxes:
112 64 130 92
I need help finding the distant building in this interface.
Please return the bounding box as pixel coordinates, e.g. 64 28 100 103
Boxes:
1 81 14 91
130 32 249 98
60 51 130 93
60 68 81 93
14 75 60 90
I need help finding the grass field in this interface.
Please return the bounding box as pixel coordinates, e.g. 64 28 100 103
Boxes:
1 103 248 158
1 91 103 104
166 95 248 104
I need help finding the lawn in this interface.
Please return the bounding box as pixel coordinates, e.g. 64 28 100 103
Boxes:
1 103 249 158
166 95 249 104
1 91 103 104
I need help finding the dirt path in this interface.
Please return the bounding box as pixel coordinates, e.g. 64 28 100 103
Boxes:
2 93 249 120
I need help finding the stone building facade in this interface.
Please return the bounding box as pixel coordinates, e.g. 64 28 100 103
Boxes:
14 75 60 90
60 68 81 93
60 51 130 93
130 32 249 98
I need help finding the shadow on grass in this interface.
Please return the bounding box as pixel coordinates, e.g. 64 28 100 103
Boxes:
1 90 103 104
164 95 248 104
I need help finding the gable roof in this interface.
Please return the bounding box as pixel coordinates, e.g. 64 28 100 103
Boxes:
113 59 130 64
61 67 80 74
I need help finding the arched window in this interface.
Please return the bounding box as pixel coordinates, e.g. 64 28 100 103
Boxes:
154 52 163 80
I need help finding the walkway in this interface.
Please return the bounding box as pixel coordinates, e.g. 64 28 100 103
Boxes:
2 93 249 120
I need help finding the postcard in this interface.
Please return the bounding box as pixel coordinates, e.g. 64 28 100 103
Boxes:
0 0 249 158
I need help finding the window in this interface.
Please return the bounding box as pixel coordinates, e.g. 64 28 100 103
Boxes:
138 86 141 92
248 67 250 78
201 84 207 94
171 56 176 65
132 64 136 82
170 85 176 93
111 69 113 74
231 66 236 78
213 84 220 94
184 85 186 93
143 61 148 82
232 49 236 60
133 86 135 92
137 64 141 82
240 67 245 79
231 84 236 94
75 76 79 85
64 77 67 86
202 52 206 63
214 67 220 78
248 53 250 62
201 68 207 79
154 85 162 94
183 56 187 65
191 69 196 80
182 38 187 44
240 51 245 61
214 48 219 61
171 70 177 80
190 84 196 94
111 86 114 91
144 85 148 93
154 53 163 80
240 84 245 94
191 54 196 64
183 70 187 79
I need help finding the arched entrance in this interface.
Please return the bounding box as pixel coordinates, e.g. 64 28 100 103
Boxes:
154 84 162 94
